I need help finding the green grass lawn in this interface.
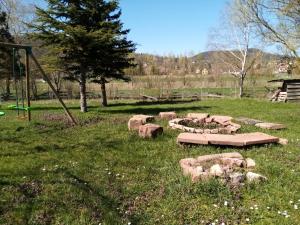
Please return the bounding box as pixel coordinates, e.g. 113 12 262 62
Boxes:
0 98 300 225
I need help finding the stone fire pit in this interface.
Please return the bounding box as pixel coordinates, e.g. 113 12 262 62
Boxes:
169 113 241 134
180 152 266 185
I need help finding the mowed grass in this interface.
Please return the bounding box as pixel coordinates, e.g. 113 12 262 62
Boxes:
0 98 300 225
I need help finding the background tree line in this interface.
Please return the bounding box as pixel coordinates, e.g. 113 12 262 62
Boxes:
0 0 299 110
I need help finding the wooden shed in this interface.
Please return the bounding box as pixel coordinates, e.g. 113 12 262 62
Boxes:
268 79 300 102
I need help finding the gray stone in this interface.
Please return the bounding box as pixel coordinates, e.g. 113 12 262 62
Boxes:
209 164 224 177
228 172 246 186
246 172 267 183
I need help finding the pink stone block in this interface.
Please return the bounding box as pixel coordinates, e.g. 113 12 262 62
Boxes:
139 123 163 138
159 112 177 120
177 132 279 147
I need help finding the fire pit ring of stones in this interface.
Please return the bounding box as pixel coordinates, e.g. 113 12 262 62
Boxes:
169 113 241 134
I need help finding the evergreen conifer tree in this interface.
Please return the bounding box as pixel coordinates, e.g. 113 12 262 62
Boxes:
31 0 135 111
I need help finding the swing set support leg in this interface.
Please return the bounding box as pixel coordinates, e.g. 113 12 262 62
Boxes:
25 49 31 121
29 51 77 125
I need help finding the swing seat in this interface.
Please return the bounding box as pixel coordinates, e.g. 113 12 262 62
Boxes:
8 105 30 111
0 112 5 116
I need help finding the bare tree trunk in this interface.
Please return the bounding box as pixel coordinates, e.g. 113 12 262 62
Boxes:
239 76 244 98
100 77 107 107
79 76 87 112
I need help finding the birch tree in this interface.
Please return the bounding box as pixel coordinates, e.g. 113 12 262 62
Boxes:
208 0 262 98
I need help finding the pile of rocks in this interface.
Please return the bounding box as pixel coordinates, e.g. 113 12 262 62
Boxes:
179 152 267 185
169 113 241 134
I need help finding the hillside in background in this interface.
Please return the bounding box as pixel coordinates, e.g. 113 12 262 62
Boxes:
125 49 282 76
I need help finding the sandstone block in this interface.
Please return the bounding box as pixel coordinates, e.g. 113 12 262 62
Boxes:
138 123 163 138
255 122 286 130
211 115 233 124
159 112 177 120
278 138 288 145
128 117 144 131
132 114 155 123
187 113 209 122
220 158 245 168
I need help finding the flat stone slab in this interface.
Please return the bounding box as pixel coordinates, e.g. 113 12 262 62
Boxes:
177 132 279 147
255 122 286 130
235 117 263 125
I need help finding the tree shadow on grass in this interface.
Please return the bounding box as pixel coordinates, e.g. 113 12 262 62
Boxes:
0 168 133 224
104 105 212 116
108 99 201 107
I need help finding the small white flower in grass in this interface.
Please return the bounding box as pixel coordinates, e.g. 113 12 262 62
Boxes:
231 206 234 209
116 173 120 177
22 176 26 179
42 167 46 171
267 206 270 209
245 218 250 222
221 223 225 225
250 207 254 210
285 215 290 218
290 200 294 204
108 172 111 175
224 201 228 206
294 205 298 209
105 168 109 171
128 222 131 225
211 223 216 225
278 211 281 214
215 219 218 222
213 204 218 208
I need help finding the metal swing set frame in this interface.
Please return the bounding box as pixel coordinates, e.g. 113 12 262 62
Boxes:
0 42 77 125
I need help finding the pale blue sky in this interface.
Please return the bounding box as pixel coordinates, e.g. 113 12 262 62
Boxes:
24 0 227 55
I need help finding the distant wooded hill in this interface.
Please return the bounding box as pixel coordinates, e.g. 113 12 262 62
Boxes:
125 49 282 76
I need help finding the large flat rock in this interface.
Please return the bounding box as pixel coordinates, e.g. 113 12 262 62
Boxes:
177 132 279 147
255 122 286 130
235 117 263 125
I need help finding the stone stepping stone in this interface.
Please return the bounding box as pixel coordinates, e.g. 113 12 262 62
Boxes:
235 117 263 125
255 122 286 130
177 132 279 147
